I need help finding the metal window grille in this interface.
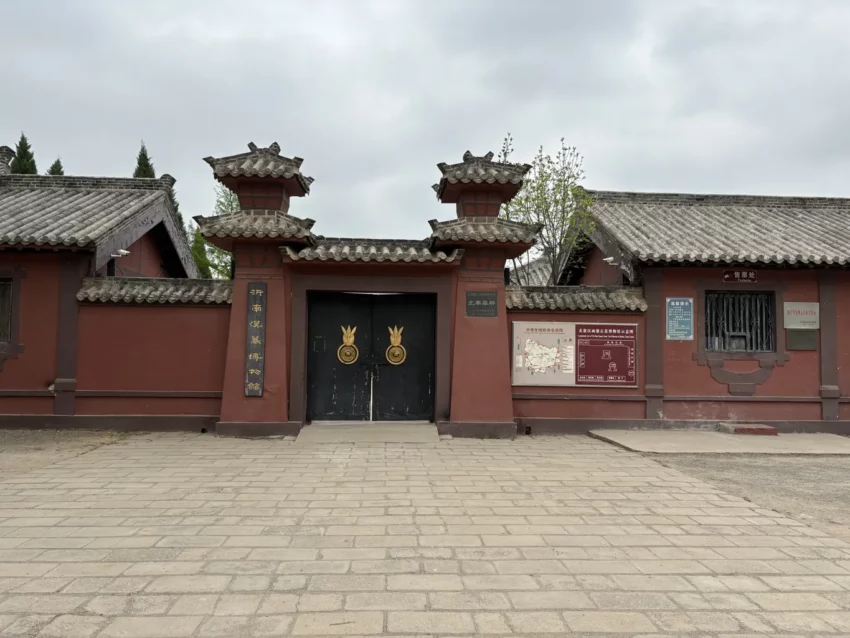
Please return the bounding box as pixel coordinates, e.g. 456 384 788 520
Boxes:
0 279 11 343
705 291 775 353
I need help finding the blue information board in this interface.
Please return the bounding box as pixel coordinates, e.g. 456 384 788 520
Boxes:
666 297 693 341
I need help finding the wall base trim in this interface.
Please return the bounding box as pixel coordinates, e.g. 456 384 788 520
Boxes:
516 417 850 436
437 421 517 439
216 421 303 438
0 415 216 431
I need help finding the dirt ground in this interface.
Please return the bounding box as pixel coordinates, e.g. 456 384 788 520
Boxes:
0 429 137 476
657 453 850 540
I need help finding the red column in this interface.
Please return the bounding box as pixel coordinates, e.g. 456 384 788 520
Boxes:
217 244 295 436
445 251 516 437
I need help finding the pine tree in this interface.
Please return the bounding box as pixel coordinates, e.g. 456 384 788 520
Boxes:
190 228 213 278
46 158 64 176
10 132 37 174
133 142 156 178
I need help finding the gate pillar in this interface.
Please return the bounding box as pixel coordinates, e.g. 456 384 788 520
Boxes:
194 141 315 437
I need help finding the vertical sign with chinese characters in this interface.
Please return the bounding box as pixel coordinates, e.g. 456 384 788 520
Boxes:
666 297 694 340
244 283 267 397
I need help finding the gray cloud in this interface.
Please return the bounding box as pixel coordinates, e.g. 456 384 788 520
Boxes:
2 0 849 240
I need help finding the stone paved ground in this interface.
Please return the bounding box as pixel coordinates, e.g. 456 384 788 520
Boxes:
0 433 849 636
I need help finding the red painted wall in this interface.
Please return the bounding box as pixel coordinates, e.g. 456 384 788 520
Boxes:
836 271 850 419
661 268 821 421
580 246 624 285
508 311 646 420
76 304 229 415
0 252 62 414
115 233 168 278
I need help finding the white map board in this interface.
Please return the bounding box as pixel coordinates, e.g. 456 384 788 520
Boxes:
512 321 576 386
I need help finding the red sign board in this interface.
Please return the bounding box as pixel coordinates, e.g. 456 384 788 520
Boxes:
722 269 758 283
576 324 637 387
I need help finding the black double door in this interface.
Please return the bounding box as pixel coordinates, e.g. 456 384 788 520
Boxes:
306 292 436 422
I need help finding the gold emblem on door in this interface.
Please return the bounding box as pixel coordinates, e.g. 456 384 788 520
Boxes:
386 326 407 365
337 325 359 365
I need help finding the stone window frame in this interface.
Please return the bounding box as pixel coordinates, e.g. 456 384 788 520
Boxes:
692 278 790 367
0 267 26 371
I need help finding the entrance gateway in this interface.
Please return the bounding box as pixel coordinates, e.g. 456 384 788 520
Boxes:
198 143 535 438
306 292 436 421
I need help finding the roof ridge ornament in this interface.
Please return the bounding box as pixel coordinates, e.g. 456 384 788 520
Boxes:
433 149 532 216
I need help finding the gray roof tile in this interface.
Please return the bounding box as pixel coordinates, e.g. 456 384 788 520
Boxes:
0 175 176 248
433 151 531 198
284 239 462 263
204 142 314 195
77 277 232 304
506 286 647 312
429 217 541 244
589 190 850 265
196 209 315 241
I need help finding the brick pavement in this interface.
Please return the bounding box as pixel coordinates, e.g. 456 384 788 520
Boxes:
0 432 848 636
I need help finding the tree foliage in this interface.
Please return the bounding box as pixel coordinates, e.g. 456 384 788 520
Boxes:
132 142 156 178
206 183 237 279
46 158 64 176
499 133 594 286
190 230 213 278
10 132 37 174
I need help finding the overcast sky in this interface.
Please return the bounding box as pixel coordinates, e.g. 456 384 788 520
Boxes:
3 0 849 239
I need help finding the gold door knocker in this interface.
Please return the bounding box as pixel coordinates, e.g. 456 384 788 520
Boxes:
337 325 359 364
386 326 407 365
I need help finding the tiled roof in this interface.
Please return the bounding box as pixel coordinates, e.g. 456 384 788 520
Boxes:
204 142 314 195
510 256 552 286
433 151 531 198
506 286 647 312
77 277 233 304
0 175 176 248
284 239 462 263
195 210 315 241
429 217 541 244
589 190 850 265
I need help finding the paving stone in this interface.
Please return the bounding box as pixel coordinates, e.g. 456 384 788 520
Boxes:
168 594 220 615
387 610 474 633
505 611 567 633
0 594 88 613
292 611 384 635
297 593 344 611
351 559 419 573
308 575 386 591
591 591 678 610
0 615 55 636
345 592 427 610
429 591 511 610
463 575 539 589
747 592 841 610
145 575 232 593
563 610 658 632
509 590 594 609
474 611 512 633
37 614 106 637
214 593 262 615
99 615 203 637
387 574 463 590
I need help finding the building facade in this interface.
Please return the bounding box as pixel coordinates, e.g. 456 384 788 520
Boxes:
0 142 848 436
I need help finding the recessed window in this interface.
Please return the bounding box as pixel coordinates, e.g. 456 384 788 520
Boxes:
0 279 11 343
705 291 775 353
